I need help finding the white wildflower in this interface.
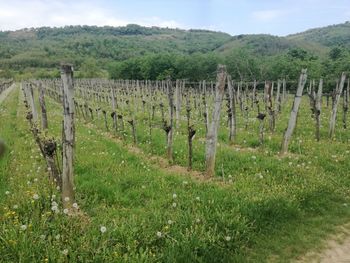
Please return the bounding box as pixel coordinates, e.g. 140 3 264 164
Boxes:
100 226 107 233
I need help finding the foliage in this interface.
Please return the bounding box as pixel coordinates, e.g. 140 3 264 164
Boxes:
0 23 350 80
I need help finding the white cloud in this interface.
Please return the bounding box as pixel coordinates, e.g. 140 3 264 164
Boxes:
0 0 184 30
251 9 287 22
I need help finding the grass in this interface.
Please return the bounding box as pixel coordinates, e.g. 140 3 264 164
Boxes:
0 85 350 262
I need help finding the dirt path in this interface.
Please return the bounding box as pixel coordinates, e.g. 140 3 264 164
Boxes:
0 84 16 105
296 223 350 263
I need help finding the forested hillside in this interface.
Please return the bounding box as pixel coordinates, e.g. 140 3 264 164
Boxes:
0 22 349 80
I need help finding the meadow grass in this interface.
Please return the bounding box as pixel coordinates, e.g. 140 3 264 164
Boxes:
0 86 349 262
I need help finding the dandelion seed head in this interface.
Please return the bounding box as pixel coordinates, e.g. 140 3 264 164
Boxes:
100 226 107 233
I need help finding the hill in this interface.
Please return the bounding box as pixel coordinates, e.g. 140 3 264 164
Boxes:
0 22 349 80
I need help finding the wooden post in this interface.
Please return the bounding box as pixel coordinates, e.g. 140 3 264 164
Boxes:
60 64 75 210
205 65 227 177
282 78 287 103
227 75 236 143
281 69 308 154
186 94 196 170
166 79 174 161
329 73 347 138
175 80 182 129
275 80 281 114
111 87 118 132
38 82 48 130
27 84 38 123
342 78 349 129
315 79 323 141
202 81 209 136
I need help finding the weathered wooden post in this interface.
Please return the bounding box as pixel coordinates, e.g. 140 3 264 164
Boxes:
186 94 196 170
282 78 287 103
175 80 182 129
329 73 347 138
205 65 227 177
342 78 349 129
227 75 236 143
202 81 210 136
266 81 275 132
27 84 38 123
281 69 308 154
275 80 281 114
111 86 118 131
165 78 174 161
60 64 76 210
38 82 48 130
315 79 323 141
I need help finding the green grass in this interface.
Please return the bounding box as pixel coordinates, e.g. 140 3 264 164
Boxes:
0 86 350 262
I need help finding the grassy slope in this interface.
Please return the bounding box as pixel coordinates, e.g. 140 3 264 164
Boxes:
0 85 350 262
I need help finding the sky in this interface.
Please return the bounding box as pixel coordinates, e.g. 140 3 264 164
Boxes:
0 0 349 36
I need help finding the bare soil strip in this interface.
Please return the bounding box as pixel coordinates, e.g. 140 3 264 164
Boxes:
296 223 350 263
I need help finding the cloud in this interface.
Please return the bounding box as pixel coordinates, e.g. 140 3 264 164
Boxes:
0 0 184 30
251 9 287 22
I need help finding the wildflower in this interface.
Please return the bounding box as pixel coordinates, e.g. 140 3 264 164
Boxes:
172 193 177 199
195 218 201 223
51 206 58 212
63 208 69 214
51 201 58 206
72 203 79 209
172 202 177 208
225 236 231 241
55 234 60 240
167 220 173 225
5 191 10 195
196 197 200 201
33 194 39 200
100 226 107 233
156 231 162 238
64 197 70 202
13 205 18 209
62 249 69 256
20 224 27 231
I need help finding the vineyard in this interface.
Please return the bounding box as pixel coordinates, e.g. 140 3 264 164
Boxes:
1 65 350 262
